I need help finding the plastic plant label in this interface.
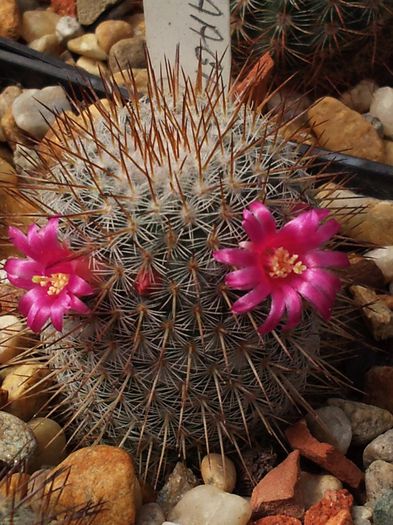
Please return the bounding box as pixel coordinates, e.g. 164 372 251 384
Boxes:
143 0 231 88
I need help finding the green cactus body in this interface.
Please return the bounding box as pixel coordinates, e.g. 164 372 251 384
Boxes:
17 74 343 482
231 0 393 72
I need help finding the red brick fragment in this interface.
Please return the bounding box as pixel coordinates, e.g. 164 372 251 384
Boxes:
254 516 302 525
285 420 363 488
232 52 274 107
304 489 353 525
251 450 304 519
51 0 76 16
325 509 353 525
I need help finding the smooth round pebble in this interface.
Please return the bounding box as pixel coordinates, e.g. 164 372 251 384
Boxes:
201 453 237 493
0 86 22 117
365 460 393 507
68 33 107 60
298 472 343 509
363 113 384 138
364 429 393 468
0 411 36 463
328 398 393 445
27 417 67 471
374 489 393 525
108 37 146 72
28 34 63 56
168 485 251 525
366 247 393 283
12 86 71 140
0 314 30 364
21 10 60 42
136 502 165 525
96 20 134 54
352 506 372 525
370 87 393 139
306 406 352 453
340 79 378 113
76 56 108 76
56 16 83 43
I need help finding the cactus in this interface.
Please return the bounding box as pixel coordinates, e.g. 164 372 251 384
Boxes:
4 69 353 483
231 0 393 80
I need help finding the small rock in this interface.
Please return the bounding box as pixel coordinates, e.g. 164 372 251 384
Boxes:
21 9 61 43
373 489 393 525
0 86 22 119
340 80 378 113
325 509 353 525
306 406 352 454
285 420 363 488
328 398 393 445
315 183 393 247
76 0 119 25
136 502 165 525
13 144 41 173
370 87 393 139
0 472 30 501
28 34 63 56
168 485 252 525
96 20 134 54
201 453 237 493
307 96 385 162
304 489 353 525
0 0 21 40
0 314 34 365
251 450 303 519
365 460 393 507
350 285 393 340
342 254 385 289
45 445 140 525
297 472 343 509
1 363 50 421
255 517 301 524
1 107 28 149
363 429 393 468
385 140 393 166
108 37 146 72
0 411 36 464
366 247 393 283
12 86 71 140
267 89 311 124
351 506 372 525
127 12 145 37
157 462 198 516
67 33 107 60
76 56 108 76
51 0 76 16
56 15 83 43
17 0 41 12
365 366 393 414
362 113 384 138
112 68 148 95
27 417 67 472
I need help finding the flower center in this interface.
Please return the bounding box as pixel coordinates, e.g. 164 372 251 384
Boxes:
32 273 70 296
268 247 307 279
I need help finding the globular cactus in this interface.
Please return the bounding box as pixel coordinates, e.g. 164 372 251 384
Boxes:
231 0 393 79
6 69 350 483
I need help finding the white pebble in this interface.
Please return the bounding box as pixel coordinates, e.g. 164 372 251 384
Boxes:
370 87 393 139
201 453 237 492
366 246 393 282
56 16 83 43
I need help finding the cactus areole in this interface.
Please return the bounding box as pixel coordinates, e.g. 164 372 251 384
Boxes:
4 65 349 481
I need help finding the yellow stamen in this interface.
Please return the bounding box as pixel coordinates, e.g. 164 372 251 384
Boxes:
32 273 69 296
268 247 307 279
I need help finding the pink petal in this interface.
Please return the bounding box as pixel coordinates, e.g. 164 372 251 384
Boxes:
315 219 341 244
5 258 44 289
232 282 271 314
295 280 333 319
242 210 267 246
214 248 257 267
8 226 35 259
40 217 60 248
225 266 262 290
69 295 90 314
304 268 342 299
67 275 94 296
50 299 69 332
258 290 286 334
248 202 276 235
282 287 302 331
19 287 51 317
27 301 51 333
304 250 349 269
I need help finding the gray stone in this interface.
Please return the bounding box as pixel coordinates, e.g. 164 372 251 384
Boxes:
328 398 393 445
370 87 393 139
364 429 393 468
157 462 198 516
108 37 146 72
365 460 393 508
56 16 83 43
0 411 36 464
363 113 384 138
136 502 165 525
306 406 352 453
12 86 71 140
352 506 372 525
297 472 343 509
374 489 393 525
340 79 378 113
76 0 119 25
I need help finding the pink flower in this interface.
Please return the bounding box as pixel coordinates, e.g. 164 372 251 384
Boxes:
5 218 94 333
214 202 349 334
